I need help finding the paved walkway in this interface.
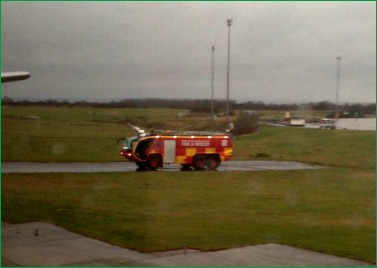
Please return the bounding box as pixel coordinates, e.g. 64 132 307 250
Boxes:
2 222 372 266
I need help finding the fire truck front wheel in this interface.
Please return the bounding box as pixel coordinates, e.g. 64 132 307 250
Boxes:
147 155 162 171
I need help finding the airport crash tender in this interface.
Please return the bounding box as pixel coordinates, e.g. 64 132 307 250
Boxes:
118 124 233 171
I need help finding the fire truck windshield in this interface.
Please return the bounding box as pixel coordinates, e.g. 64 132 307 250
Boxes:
123 136 138 150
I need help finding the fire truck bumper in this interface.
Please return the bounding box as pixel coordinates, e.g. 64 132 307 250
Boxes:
120 150 134 161
222 148 233 161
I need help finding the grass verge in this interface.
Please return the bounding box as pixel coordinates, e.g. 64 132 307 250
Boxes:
235 126 376 169
2 169 375 263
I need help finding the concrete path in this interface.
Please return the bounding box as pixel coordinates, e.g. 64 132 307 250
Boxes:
2 222 371 266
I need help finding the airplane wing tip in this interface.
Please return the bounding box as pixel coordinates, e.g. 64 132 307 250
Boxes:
1 72 31 83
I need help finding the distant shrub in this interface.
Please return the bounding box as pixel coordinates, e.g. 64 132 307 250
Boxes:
232 111 259 135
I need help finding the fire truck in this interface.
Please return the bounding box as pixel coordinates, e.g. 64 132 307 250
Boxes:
118 124 233 171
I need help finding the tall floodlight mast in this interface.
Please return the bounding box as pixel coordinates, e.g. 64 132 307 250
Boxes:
211 45 215 120
335 56 342 120
226 18 233 126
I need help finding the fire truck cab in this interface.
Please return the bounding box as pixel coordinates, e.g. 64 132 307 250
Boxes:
119 129 233 171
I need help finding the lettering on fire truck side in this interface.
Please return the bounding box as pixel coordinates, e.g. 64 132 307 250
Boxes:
221 139 229 147
181 140 210 147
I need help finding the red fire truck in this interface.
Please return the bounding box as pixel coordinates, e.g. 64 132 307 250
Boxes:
118 125 233 171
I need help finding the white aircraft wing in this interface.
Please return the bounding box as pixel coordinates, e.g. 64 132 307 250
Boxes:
1 72 31 83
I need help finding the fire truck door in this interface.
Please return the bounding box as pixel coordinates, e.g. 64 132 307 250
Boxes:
164 140 176 163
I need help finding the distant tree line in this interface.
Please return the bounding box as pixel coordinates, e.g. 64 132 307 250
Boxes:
2 97 375 117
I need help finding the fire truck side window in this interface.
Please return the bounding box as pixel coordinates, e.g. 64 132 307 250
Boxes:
135 138 153 160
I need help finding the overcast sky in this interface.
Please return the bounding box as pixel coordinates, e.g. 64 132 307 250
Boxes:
2 1 376 103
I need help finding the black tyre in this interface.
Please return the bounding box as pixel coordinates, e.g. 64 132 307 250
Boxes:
136 162 145 167
147 155 161 171
181 164 192 171
193 155 206 171
207 155 221 170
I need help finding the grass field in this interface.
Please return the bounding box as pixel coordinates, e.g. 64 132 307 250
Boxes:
236 126 375 169
2 105 375 168
2 169 375 262
2 106 193 162
1 105 376 263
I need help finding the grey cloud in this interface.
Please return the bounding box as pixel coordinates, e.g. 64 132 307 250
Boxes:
2 1 375 103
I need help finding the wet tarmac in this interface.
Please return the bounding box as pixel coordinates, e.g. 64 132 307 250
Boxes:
1 160 323 174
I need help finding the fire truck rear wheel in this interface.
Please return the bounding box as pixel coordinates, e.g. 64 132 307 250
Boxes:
147 155 161 171
193 155 206 171
181 164 192 171
207 155 221 170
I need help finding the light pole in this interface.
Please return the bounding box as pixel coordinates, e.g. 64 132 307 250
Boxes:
335 56 342 120
226 18 233 126
211 45 215 120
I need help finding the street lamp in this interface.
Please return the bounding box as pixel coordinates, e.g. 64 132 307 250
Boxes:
335 57 342 120
226 18 233 126
211 45 215 120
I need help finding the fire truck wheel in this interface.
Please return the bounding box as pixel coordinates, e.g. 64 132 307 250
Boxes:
207 155 221 170
181 165 192 171
193 155 206 171
147 155 161 171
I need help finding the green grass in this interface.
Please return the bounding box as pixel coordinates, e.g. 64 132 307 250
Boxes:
2 106 376 168
1 106 376 263
2 105 233 162
2 118 127 162
235 126 376 169
2 169 375 262
1 106 190 162
1 106 189 122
